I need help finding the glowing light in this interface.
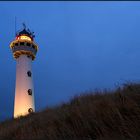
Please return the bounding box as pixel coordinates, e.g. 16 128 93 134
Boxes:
17 35 31 41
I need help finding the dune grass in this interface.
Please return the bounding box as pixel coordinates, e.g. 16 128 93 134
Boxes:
0 83 140 140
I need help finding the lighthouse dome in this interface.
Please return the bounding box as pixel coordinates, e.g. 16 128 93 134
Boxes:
18 29 31 36
16 23 35 40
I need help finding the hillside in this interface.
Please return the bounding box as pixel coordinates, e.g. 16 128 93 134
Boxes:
0 83 140 140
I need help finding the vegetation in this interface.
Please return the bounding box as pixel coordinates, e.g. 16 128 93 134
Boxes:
0 83 140 140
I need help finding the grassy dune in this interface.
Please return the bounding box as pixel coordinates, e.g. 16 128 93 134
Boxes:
0 83 140 140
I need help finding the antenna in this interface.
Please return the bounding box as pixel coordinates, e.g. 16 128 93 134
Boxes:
22 22 26 29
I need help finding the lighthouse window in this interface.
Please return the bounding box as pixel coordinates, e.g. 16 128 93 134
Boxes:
28 89 32 95
27 71 32 77
20 42 24 46
28 108 33 113
15 43 18 46
26 43 31 46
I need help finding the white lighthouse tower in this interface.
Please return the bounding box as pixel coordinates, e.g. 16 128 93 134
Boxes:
10 24 38 118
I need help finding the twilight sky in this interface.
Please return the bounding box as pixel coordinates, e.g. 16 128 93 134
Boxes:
0 1 140 121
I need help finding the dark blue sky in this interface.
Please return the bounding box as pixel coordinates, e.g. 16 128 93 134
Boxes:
0 1 140 120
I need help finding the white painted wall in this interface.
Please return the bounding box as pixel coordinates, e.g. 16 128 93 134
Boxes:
14 55 35 118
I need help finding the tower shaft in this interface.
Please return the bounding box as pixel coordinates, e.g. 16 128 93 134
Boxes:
10 25 38 118
14 55 35 118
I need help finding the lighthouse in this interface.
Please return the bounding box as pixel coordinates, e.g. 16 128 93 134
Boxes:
10 24 38 118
